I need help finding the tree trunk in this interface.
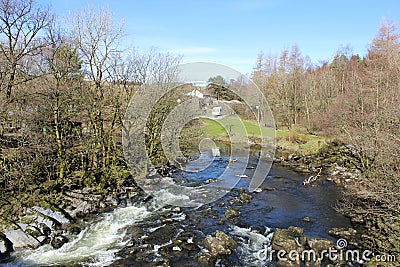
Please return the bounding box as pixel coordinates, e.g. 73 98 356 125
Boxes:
53 94 65 181
6 67 16 99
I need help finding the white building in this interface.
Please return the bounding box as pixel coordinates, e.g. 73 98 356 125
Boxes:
185 89 204 99
212 106 222 116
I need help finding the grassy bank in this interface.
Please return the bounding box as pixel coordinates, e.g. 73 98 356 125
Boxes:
197 116 328 156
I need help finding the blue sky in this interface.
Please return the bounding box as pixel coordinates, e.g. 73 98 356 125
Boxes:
39 0 400 74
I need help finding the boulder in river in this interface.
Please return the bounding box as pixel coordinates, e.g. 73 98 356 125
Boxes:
145 225 177 244
1 204 76 252
4 229 41 249
203 236 230 256
197 252 215 267
328 227 357 240
51 234 69 249
202 230 237 257
239 192 253 203
272 226 306 267
253 188 263 193
0 233 13 258
158 240 201 265
224 208 241 220
264 187 276 191
198 230 238 267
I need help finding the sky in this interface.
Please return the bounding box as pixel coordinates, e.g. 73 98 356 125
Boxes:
39 0 400 75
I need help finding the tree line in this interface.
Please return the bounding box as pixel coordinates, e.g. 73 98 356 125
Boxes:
252 19 400 256
0 0 181 225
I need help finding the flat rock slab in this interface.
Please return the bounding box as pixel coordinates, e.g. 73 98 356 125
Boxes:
4 229 40 249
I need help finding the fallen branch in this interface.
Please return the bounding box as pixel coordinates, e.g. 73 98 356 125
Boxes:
303 168 322 186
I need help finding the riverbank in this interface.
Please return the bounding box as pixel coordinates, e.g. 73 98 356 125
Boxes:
1 127 397 266
0 176 149 262
0 150 355 266
271 137 399 266
191 118 400 266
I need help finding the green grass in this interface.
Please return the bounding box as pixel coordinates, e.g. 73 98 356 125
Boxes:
200 118 226 136
199 117 274 138
198 116 328 155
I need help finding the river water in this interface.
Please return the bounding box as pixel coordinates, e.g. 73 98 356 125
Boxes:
6 149 351 266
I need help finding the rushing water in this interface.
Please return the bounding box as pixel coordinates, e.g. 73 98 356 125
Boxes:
6 149 351 266
7 206 151 266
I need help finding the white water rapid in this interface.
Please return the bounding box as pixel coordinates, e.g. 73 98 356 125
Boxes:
8 206 150 267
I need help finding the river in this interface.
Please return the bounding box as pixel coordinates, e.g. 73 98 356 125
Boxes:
5 149 351 266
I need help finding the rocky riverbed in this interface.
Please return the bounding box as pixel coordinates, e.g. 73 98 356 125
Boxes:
0 179 147 263
0 143 369 266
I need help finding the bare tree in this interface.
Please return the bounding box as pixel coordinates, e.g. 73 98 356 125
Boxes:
70 6 125 169
37 23 82 182
0 0 52 99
